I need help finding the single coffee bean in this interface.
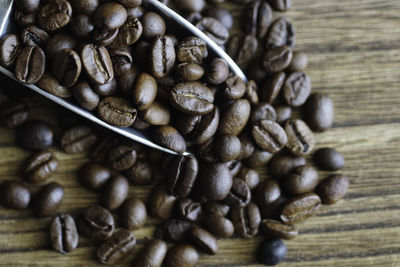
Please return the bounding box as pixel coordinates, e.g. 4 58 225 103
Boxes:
189 227 218 255
177 63 204 81
167 155 198 197
0 180 31 209
60 126 97 154
97 229 136 264
231 203 261 239
50 214 79 254
133 73 157 110
107 145 137 171
15 45 45 84
81 44 114 85
284 165 319 194
288 51 308 71
250 103 277 124
245 148 273 168
0 34 21 67
135 239 167 267
313 147 345 171
176 198 202 222
153 126 187 153
70 14 95 39
23 150 58 184
154 219 192 242
285 119 315 156
275 105 292 124
177 36 208 63
78 204 115 241
98 96 137 127
203 6 233 29
255 179 281 206
93 78 118 96
70 0 99 15
141 12 166 39
166 244 199 267
280 193 321 224
72 82 100 110
245 0 273 38
223 75 246 100
258 238 287 266
237 168 260 190
93 28 119 46
21 25 49 46
94 2 127 30
36 72 72 98
16 0 40 13
16 120 53 150
304 93 334 132
238 133 255 160
0 100 29 128
269 0 291 11
204 201 230 217
245 80 259 105
283 72 311 107
78 162 112 191
38 0 72 32
266 17 295 48
261 72 286 104
226 34 258 69
218 99 251 135
149 184 177 219
206 58 229 85
261 219 298 240
224 178 251 208
200 162 233 201
204 212 234 238
51 49 81 87
184 107 219 145
252 120 287 153
120 197 147 230
317 174 349 205
14 10 36 26
34 182 64 217
196 17 229 45
44 33 77 60
124 160 153 185
102 175 129 210
140 101 171 125
151 35 176 79
112 16 143 48
263 46 293 73
109 48 133 76
269 152 306 179
214 135 241 162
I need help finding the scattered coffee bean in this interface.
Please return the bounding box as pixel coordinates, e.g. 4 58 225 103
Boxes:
36 72 72 98
313 147 345 171
176 198 202 222
101 175 129 210
189 227 218 255
255 179 281 206
199 162 233 201
78 204 115 241
0 180 31 210
78 162 112 191
0 100 29 128
133 72 157 110
218 99 251 136
60 126 97 154
258 238 287 266
149 184 177 220
171 82 214 115
38 0 72 32
263 46 293 73
97 229 136 264
261 72 286 104
153 126 187 153
0 34 21 68
269 152 306 179
280 193 321 224
141 12 166 39
16 120 54 150
124 160 153 185
15 45 46 84
204 201 230 217
135 239 167 267
237 168 260 190
51 48 82 87
196 17 229 46
167 155 198 197
120 197 147 230
304 93 334 132
23 150 59 184
81 44 114 85
245 0 272 38
261 219 298 240
275 105 292 124
98 96 137 127
72 82 100 111
317 174 349 204
251 120 287 153
165 244 199 267
285 119 315 156
284 165 319 195
266 17 295 48
231 203 261 239
288 51 308 71
107 144 137 171
34 182 64 217
50 214 79 254
283 72 311 107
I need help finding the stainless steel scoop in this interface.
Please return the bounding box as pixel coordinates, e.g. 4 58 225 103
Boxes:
0 0 247 156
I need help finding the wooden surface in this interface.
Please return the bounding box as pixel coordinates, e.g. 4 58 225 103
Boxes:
0 0 400 266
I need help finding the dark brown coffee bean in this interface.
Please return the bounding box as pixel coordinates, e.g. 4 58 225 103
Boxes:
141 12 166 39
250 103 277 124
224 178 251 208
60 126 97 154
263 46 293 73
94 2 127 30
204 201 230 217
196 17 229 45
245 0 272 38
177 37 208 63
165 244 199 267
151 35 176 79
44 33 77 60
171 82 214 115
226 34 258 69
70 14 95 39
15 46 45 84
93 28 119 46
285 119 315 156
281 193 321 224
245 80 259 105
97 229 136 264
16 120 54 150
140 101 171 125
269 152 306 179
275 105 292 124
154 219 192 242
231 203 261 239
120 197 146 230
317 174 349 205
255 179 281 206
149 184 177 219
314 147 345 171
218 99 251 135
189 227 218 255
153 126 186 153
78 204 115 241
93 78 118 96
0 100 29 128
214 135 241 162
204 212 234 238
245 148 273 168
109 48 132 76
50 214 79 254
23 150 58 184
261 219 297 240
223 75 246 100
284 165 319 194
238 133 255 160
261 72 286 104
70 0 99 15
177 63 204 81
102 175 129 210
81 44 114 85
16 0 40 13
0 34 21 68
36 72 72 98
200 162 233 201
176 198 202 222
237 168 260 190
184 107 219 145
167 155 198 197
266 17 295 48
269 0 291 11
283 72 311 107
135 239 167 267
98 96 137 127
304 93 334 132
38 0 72 32
72 82 100 110
252 120 287 153
258 237 287 265
133 73 157 110
51 49 81 87
34 182 64 217
112 16 142 48
206 58 229 85
288 51 308 71
0 180 31 209
21 25 48 47
203 6 233 29
78 162 112 191
107 145 137 171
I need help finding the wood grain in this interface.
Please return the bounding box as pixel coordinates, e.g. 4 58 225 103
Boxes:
0 0 400 266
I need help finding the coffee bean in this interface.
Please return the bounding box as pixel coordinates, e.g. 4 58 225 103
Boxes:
72 82 100 110
245 148 273 168
226 34 258 69
140 101 171 125
204 201 230 217
51 49 81 87
283 72 311 107
204 212 234 238
189 227 218 255
21 25 49 46
177 36 208 63
120 197 147 230
269 0 292 11
231 203 261 239
133 73 157 110
258 238 287 266
44 33 77 60
237 168 260 190
15 46 45 84
226 159 243 177
60 126 97 154
107 144 136 171
245 0 272 38
16 120 54 150
154 219 192 242
98 96 137 127
135 239 167 267
245 80 259 105
38 0 72 32
94 28 119 46
78 204 115 241
109 48 132 76
124 160 153 185
255 179 281 206
0 100 29 128
78 162 112 191
70 0 99 15
81 44 114 85
223 75 246 100
284 165 319 194
36 72 72 98
196 17 229 45
317 174 349 205
175 0 205 12
304 93 334 132
280 192 321 224
167 155 198 197
166 244 199 267
261 219 298 240
206 58 229 85
93 78 118 96
149 184 177 219
200 162 233 201
70 14 95 39
218 99 251 135
0 34 21 68
213 135 241 162
153 126 186 153
176 198 202 222
224 178 251 208
261 72 286 104
50 214 79 254
170 82 214 115
238 133 255 160
250 103 277 124
102 175 129 210
285 119 315 156
252 120 287 153
177 63 205 81
141 12 166 39
14 10 37 27
34 182 64 217
16 0 40 13
266 17 295 48
263 46 293 73
97 229 136 264
151 36 176 79
203 6 233 29
112 16 143 47
313 147 345 171
268 152 306 179
94 2 127 30
0 180 31 209
23 150 58 184
288 51 308 71
275 105 292 124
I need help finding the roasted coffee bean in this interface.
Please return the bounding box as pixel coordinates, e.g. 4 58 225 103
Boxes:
269 0 291 11
275 105 292 124
0 34 21 67
314 147 345 171
204 201 230 217
141 11 166 39
133 73 157 110
102 175 129 210
203 6 233 29
16 120 53 150
261 219 297 240
154 219 192 242
224 178 251 208
177 63 204 81
81 44 114 85
93 78 118 96
269 152 306 179
70 0 99 15
15 45 45 84
226 34 258 69
266 17 295 48
231 203 261 239
23 150 58 184
174 0 205 12
94 2 127 30
44 33 77 60
183 108 217 143
245 148 273 168
285 119 315 156
196 17 229 45
36 72 72 98
38 0 72 32
165 244 199 267
223 75 246 100
171 82 214 115
34 182 64 217
109 48 132 76
0 180 31 209
214 135 241 162
50 214 79 254
149 184 177 219
153 126 186 153
252 120 287 153
135 239 167 267
238 133 255 160
317 174 349 205
263 46 293 73
177 36 208 63
284 165 319 194
14 10 37 26
78 162 112 191
258 238 287 266
97 229 136 264
176 198 202 222
226 160 243 177
206 58 229 85
140 101 171 125
60 126 97 154
255 179 281 206
72 82 100 111
204 212 234 238
280 193 321 224
200 162 233 201
120 197 147 230
304 93 334 132
124 160 153 185
70 14 95 39
21 25 48 46
151 35 176 79
261 72 286 104
0 100 29 128
218 99 251 135
16 0 40 13
51 49 81 87
98 96 137 127
250 103 277 124
245 80 259 105
288 51 308 71
78 204 115 241
283 72 311 107
107 145 137 171
167 155 198 197
90 136 120 163
112 16 143 47
189 227 218 255
245 0 272 38
237 168 260 190
93 28 119 46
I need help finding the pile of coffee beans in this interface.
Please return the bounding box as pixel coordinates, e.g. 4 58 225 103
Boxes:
0 0 350 266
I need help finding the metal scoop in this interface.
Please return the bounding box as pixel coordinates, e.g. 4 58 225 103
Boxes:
0 0 247 156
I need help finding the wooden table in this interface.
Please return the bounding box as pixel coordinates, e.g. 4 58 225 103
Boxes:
0 0 399 266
